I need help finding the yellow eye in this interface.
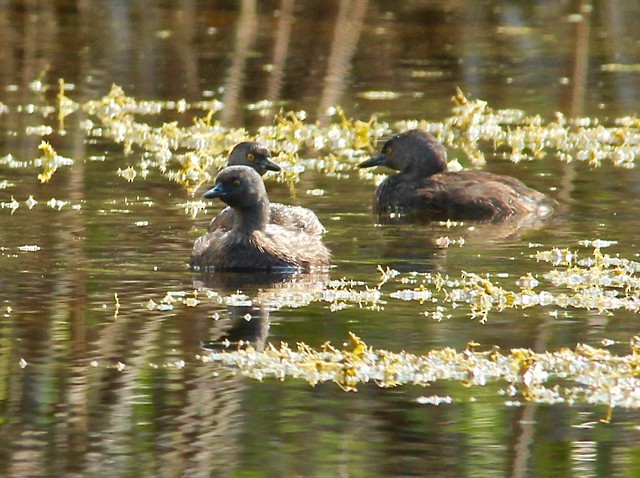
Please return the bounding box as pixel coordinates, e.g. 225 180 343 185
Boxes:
233 179 241 187
385 146 393 155
246 153 255 162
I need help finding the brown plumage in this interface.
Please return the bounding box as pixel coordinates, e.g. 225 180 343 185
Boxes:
208 142 326 236
191 166 330 271
358 129 556 221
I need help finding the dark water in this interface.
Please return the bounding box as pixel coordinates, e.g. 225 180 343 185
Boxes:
2 1 640 477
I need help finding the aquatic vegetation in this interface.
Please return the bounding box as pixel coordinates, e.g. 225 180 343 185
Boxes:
76 85 640 196
36 141 74 183
0 195 81 213
56 79 80 130
0 141 74 185
0 196 19 213
147 290 204 311
151 276 382 312
117 165 137 182
152 242 640 325
178 199 209 220
3 81 640 413
379 241 640 322
79 86 386 194
402 88 640 168
2 81 640 201
204 332 640 410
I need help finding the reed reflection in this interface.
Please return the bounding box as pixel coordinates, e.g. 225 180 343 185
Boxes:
1 1 640 476
265 0 295 105
220 0 258 126
317 0 368 121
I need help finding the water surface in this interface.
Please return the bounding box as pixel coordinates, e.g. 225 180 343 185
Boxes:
2 1 640 477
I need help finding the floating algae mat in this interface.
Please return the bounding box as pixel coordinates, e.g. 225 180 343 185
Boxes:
378 240 640 323
79 86 640 198
158 240 640 322
203 332 640 412
5 82 640 198
184 241 640 409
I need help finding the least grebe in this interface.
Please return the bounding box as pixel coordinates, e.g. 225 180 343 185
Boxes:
208 142 326 236
358 129 555 221
227 141 281 174
191 166 331 271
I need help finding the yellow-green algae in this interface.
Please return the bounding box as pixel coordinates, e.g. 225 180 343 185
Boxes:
34 140 74 183
78 85 639 196
0 195 80 214
158 241 640 323
203 332 640 411
381 241 640 323
0 86 624 178
3 81 640 204
150 240 640 409
150 276 381 312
